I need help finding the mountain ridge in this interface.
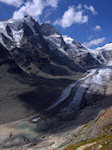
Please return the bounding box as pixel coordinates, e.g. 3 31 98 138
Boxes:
0 16 112 72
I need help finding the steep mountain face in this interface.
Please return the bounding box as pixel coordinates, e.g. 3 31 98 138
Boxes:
1 16 111 76
0 15 41 49
0 16 112 73
0 16 85 78
41 23 61 36
41 23 86 73
0 43 22 74
40 23 105 69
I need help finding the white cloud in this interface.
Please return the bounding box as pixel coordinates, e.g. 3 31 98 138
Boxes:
83 37 106 48
12 0 59 20
13 0 44 20
94 25 101 31
45 0 59 8
0 0 23 7
54 6 88 28
84 5 97 15
77 4 82 9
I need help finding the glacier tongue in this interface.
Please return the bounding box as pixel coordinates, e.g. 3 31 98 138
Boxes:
46 82 79 111
47 61 112 115
61 67 112 115
47 69 96 111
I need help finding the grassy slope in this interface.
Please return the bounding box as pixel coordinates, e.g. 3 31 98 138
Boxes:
64 124 112 150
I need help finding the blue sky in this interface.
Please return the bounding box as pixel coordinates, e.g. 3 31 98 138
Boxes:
0 0 111 49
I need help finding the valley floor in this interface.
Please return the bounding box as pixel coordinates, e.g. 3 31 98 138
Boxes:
0 62 112 150
0 79 112 150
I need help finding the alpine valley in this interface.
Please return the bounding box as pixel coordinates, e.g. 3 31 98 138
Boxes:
0 16 112 150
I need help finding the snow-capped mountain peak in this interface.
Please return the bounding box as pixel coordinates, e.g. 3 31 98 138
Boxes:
0 16 41 49
63 35 75 44
95 43 112 51
0 19 24 48
62 35 87 50
0 16 112 70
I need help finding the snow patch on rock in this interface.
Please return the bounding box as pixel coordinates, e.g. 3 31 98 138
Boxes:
0 34 6 47
11 29 23 47
44 34 68 56
32 117 40 123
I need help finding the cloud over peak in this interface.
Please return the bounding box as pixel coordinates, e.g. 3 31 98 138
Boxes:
54 6 88 28
13 0 44 20
12 0 59 20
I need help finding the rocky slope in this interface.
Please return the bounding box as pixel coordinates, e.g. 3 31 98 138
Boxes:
61 102 112 150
